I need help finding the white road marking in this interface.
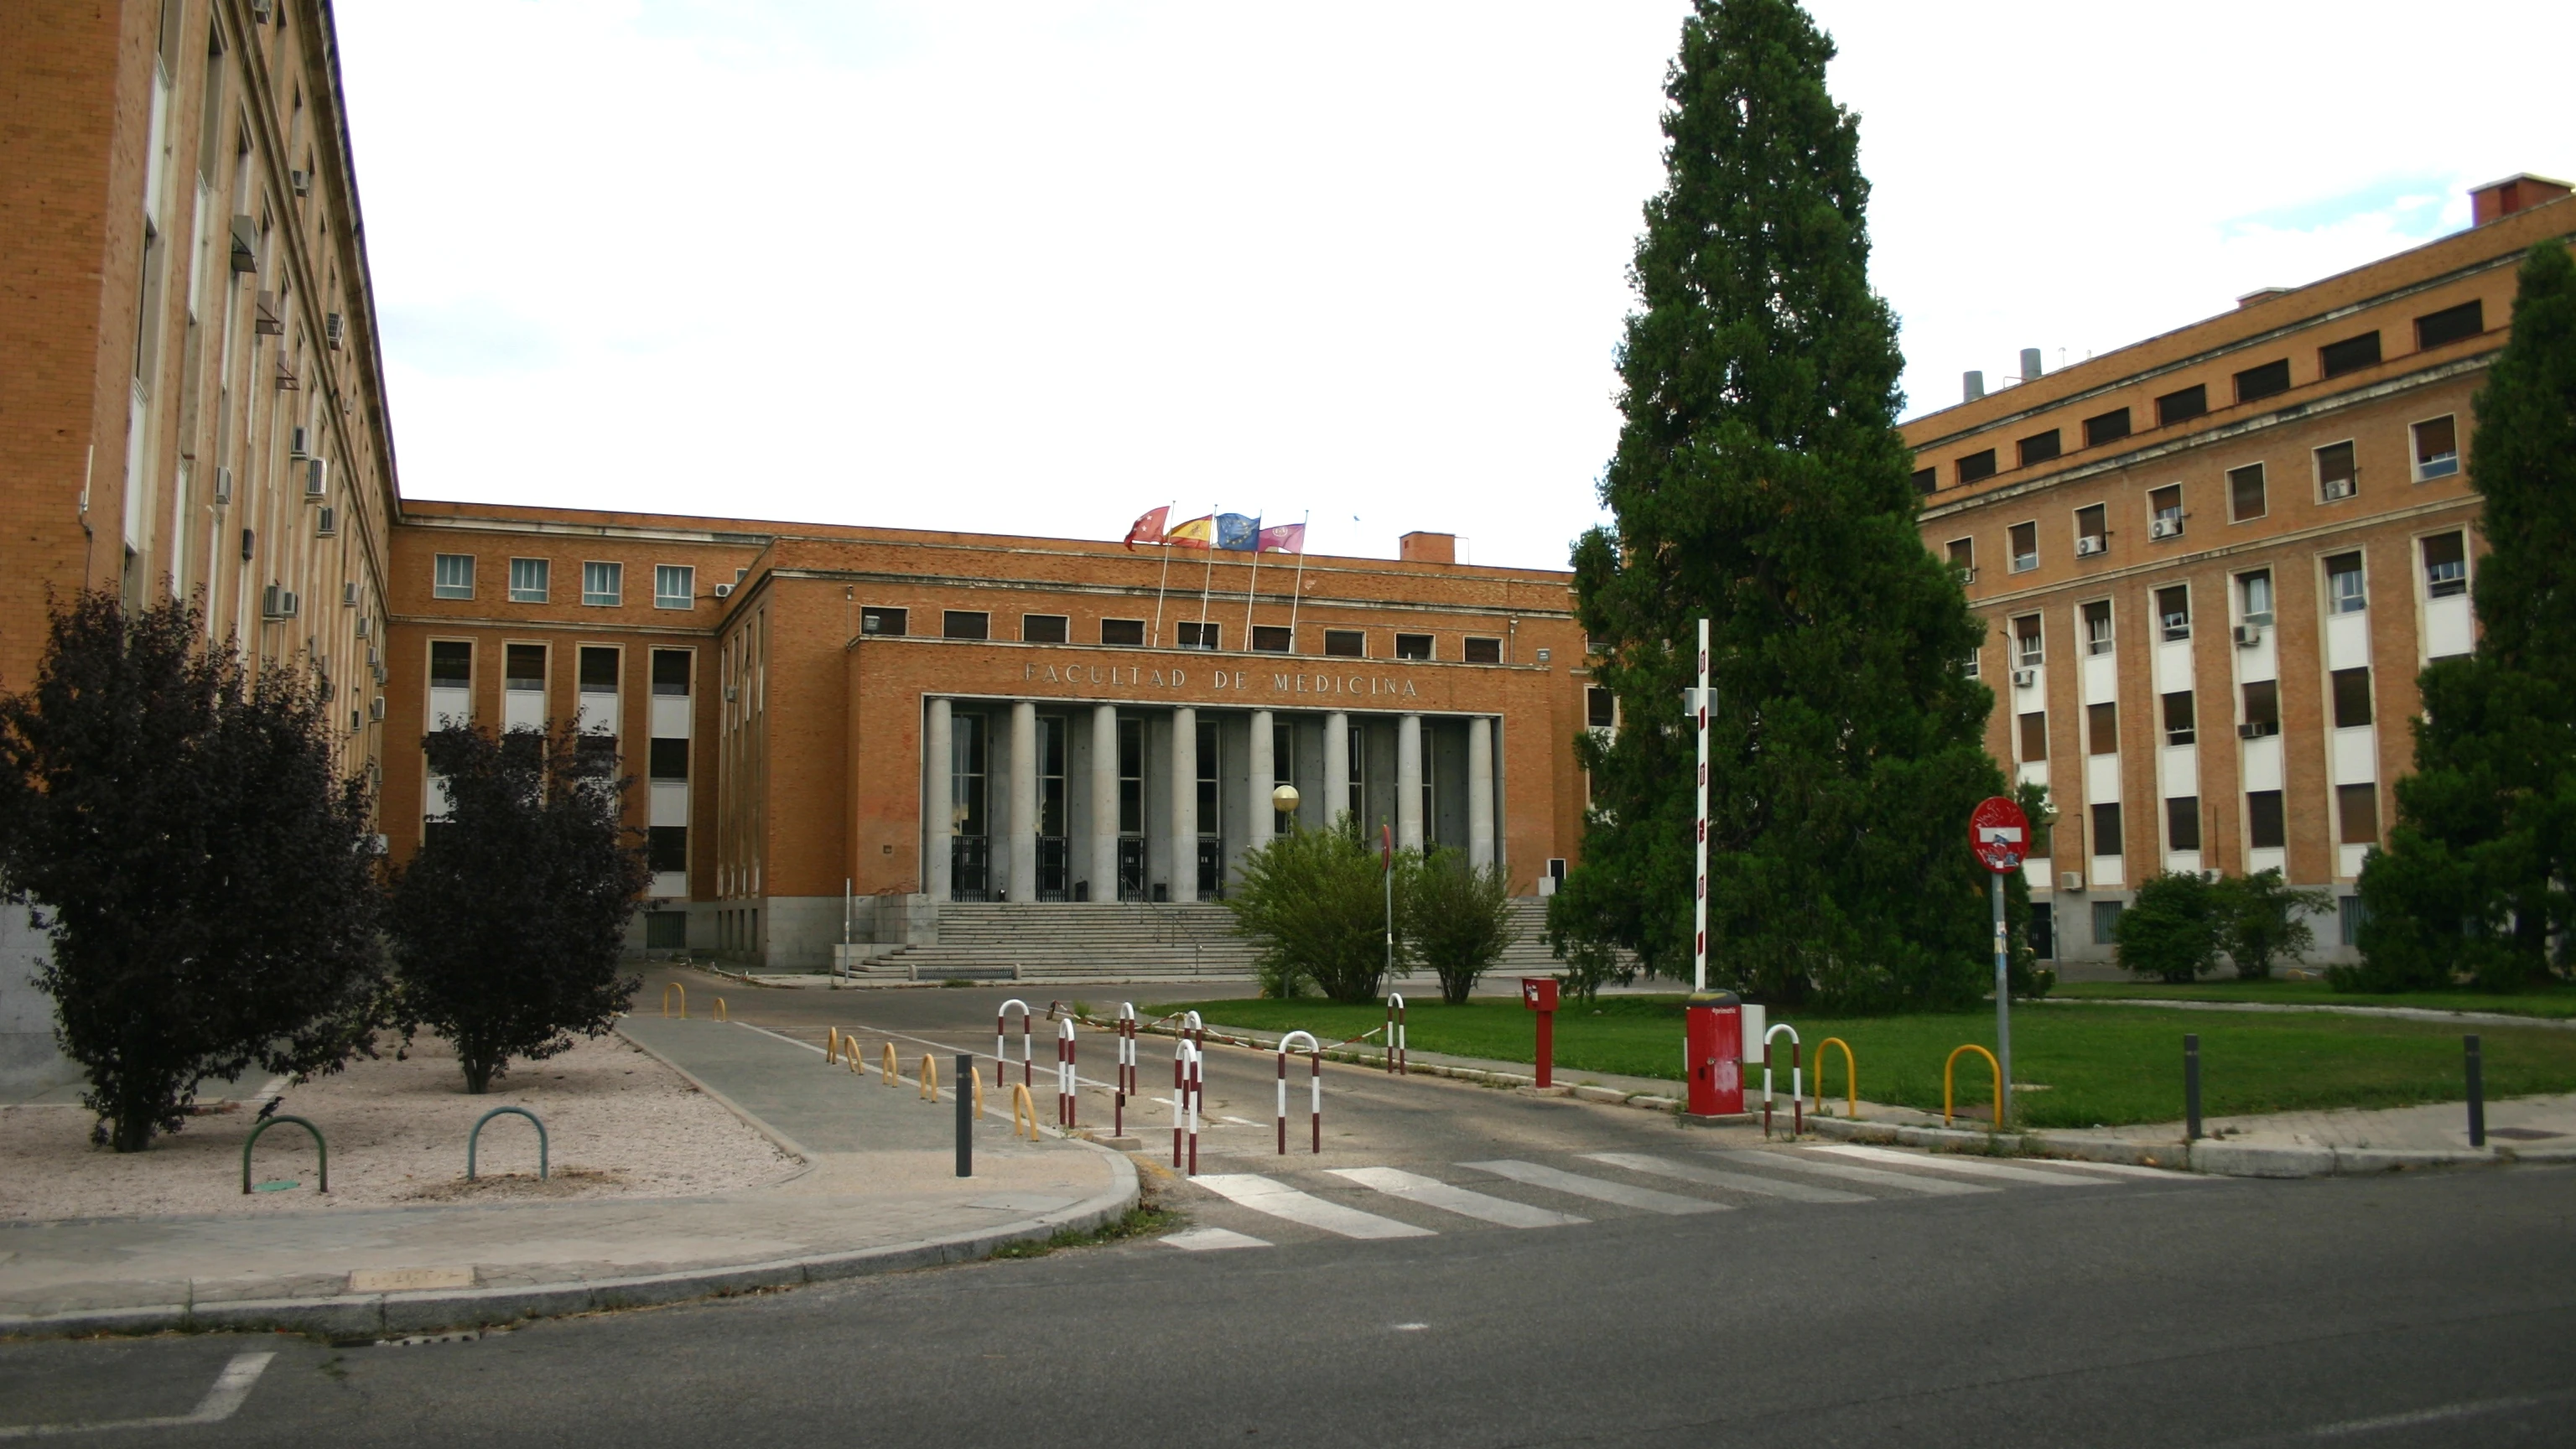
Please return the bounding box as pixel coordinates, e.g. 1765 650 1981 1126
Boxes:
0 1350 274 1439
1191 1174 1436 1239
1709 1150 1995 1196
1807 1143 2125 1187
2307 1394 2544 1436
1460 1160 1728 1214
1581 1152 1867 1203
1162 1227 1271 1251
1331 1167 1590 1228
1999 1156 2210 1181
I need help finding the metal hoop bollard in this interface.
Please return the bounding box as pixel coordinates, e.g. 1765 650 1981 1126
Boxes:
1812 1036 1857 1119
1944 1043 2002 1129
1276 1031 1322 1155
1171 1037 1202 1176
1010 1083 1041 1140
998 998 1035 1090
468 1106 549 1181
1385 994 1407 1074
1761 1024 1803 1139
661 983 687 1019
1056 1018 1078 1128
970 1066 985 1120
919 1053 939 1101
881 1041 900 1085
711 996 729 1022
241 1114 328 1195
826 1027 842 1063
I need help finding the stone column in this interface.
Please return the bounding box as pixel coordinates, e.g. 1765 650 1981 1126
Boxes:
924 697 952 901
1008 700 1037 902
1323 710 1349 826
1467 714 1495 870
1170 705 1197 902
1395 712 1425 853
1090 703 1119 902
1246 709 1275 855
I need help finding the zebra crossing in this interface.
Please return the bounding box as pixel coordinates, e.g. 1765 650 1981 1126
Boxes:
1163 1145 2200 1251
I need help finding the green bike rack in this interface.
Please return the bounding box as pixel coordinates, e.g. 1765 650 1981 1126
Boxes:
468 1106 548 1181
241 1115 328 1194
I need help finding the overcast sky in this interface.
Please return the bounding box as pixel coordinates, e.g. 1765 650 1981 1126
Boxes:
335 2 2572 572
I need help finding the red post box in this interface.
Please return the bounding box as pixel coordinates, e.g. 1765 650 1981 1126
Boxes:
1684 990 1743 1117
1521 978 1559 1088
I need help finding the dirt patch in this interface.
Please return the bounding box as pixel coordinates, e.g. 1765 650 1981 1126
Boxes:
0 1030 796 1221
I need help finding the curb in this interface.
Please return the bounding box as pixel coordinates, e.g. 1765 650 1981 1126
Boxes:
1119 1018 1687 1113
1802 1112 2575 1177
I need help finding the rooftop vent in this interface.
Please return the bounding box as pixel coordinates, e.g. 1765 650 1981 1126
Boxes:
2019 348 2044 383
2471 174 2573 225
1962 371 1985 402
1398 532 1456 565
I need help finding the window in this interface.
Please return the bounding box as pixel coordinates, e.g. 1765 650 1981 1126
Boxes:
2228 463 2267 522
1118 718 1144 837
1176 621 1219 650
2083 599 2114 656
654 564 694 610
2091 900 2125 946
508 557 549 604
429 640 471 687
2148 484 2183 539
433 553 475 600
1324 629 1365 658
649 737 690 780
1956 449 1997 485
2241 679 2280 737
505 643 544 693
1912 467 1937 495
2029 901 2056 960
1587 687 1617 729
1021 614 1069 644
2239 569 2275 626
652 649 690 696
2154 383 2208 427
1394 634 1434 661
861 607 908 637
2319 330 2381 377
2087 701 2118 754
2412 415 2459 480
2325 552 2367 614
2163 689 2195 745
582 561 621 607
2090 802 2123 857
645 911 687 949
1099 618 1145 646
648 826 688 873
2332 667 2373 727
2234 358 2292 404
2247 790 2286 849
2008 522 2039 573
2018 429 2061 468
1462 636 1502 663
2156 585 2191 641
943 610 990 641
2018 711 2049 762
2075 504 2107 555
2316 440 2359 500
1253 626 1293 653
2339 896 2368 947
2415 299 2483 350
2012 613 2044 666
2423 532 2468 598
2167 797 2201 851
1946 538 1975 579
579 646 618 693
2083 408 2132 449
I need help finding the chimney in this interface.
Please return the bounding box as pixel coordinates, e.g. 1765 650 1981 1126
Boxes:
1962 371 1985 402
2019 348 2044 383
2471 174 2573 226
1398 532 1456 565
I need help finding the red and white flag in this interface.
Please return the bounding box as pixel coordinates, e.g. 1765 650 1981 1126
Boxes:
1124 505 1171 550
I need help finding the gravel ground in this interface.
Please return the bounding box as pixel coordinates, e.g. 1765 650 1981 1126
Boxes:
0 1029 796 1221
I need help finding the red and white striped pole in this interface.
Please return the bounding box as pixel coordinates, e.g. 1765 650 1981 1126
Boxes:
999 998 1031 1093
1278 1031 1321 1154
1694 616 1710 995
1057 1017 1078 1128
1186 1043 1202 1176
1117 1001 1138 1095
1183 1011 1205 1123
1385 994 1406 1075
1171 1037 1187 1169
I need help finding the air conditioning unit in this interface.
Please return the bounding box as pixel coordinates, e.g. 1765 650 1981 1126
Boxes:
249 0 273 20
2239 721 2279 740
713 583 735 599
369 696 386 722
290 426 310 460
2074 535 2106 557
2010 667 2038 688
2059 871 2085 891
261 584 299 621
304 458 328 498
2321 477 2356 501
372 664 387 686
290 169 311 197
325 312 345 349
1957 566 1977 584
342 581 358 607
366 645 380 667
314 506 336 537
2232 623 2263 647
240 527 256 562
212 466 233 505
355 616 371 639
2148 517 2181 540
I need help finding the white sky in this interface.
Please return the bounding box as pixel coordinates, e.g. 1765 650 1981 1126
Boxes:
335 2 2573 572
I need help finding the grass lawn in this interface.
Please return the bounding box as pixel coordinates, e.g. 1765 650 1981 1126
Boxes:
1145 993 2576 1130
2052 977 2576 1019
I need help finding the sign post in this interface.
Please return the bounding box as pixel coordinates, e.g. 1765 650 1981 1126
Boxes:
1969 797 2029 1130
1693 616 1710 994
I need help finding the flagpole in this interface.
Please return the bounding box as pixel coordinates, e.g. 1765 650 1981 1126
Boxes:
1195 505 1218 645
1285 512 1311 647
1241 515 1263 643
1150 500 1175 647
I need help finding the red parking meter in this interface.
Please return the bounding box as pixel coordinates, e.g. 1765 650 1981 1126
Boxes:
1521 978 1559 1088
1684 990 1743 1117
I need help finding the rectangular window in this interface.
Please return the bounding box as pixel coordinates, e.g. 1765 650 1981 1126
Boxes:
433 553 475 600
429 640 471 687
1462 636 1502 663
2018 710 2049 762
1323 629 1366 658
2239 569 2274 626
2012 613 2044 666
2009 522 2039 573
2163 689 2195 745
1912 467 1936 495
2241 678 2280 737
652 649 690 696
1946 538 1975 577
1252 626 1293 653
1117 718 1144 836
2326 551 2367 615
943 610 990 641
2167 797 2202 851
648 825 688 873
582 561 621 607
2412 415 2459 480
2087 700 2118 755
2228 463 2267 522
1099 617 1145 646
2156 584 2191 641
505 643 545 692
2415 299 2483 350
2234 358 2292 403
2083 408 2132 449
1021 614 1069 644
2317 440 2359 501
2319 330 2381 377
579 646 618 693
649 737 690 780
2091 900 2125 947
1394 634 1434 661
2247 790 2286 849
2340 895 2368 946
2017 429 2061 468
860 606 908 637
1956 449 1997 485
2332 667 2373 727
2083 599 2114 656
645 911 687 949
2342 782 2382 844
2090 802 2123 857
2423 532 2468 598
1176 621 1219 650
1587 687 1617 730
654 564 693 610
2148 484 2184 539
2075 504 2108 555
2154 383 2208 427
507 558 550 604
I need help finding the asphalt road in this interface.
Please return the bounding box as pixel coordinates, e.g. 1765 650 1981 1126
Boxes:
9 981 2571 1447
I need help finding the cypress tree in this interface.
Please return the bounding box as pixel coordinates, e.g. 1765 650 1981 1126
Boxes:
1547 0 2007 1010
2352 242 2576 991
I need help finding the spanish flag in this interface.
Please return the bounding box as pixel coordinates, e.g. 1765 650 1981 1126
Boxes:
1165 514 1217 548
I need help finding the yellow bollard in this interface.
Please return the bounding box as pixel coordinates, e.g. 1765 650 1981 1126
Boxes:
881 1041 899 1085
919 1054 938 1101
1814 1036 1857 1119
1010 1083 1040 1140
971 1067 985 1120
826 1027 841 1064
848 1043 863 1075
661 983 686 1019
712 997 729 1022
1944 1043 2003 1129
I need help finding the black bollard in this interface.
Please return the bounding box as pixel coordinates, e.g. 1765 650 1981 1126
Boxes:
954 1052 974 1177
2465 1035 2485 1149
2184 1034 2202 1143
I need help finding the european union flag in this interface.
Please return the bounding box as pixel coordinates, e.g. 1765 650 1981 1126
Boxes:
1213 513 1260 551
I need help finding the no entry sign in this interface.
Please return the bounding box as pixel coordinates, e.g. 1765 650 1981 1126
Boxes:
1970 797 2029 875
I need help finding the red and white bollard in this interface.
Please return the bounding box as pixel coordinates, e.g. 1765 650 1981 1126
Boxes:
1276 1031 1322 1155
1171 1037 1202 1176
1057 1017 1078 1128
1385 994 1407 1075
998 998 1034 1091
1762 1023 1804 1140
1116 1002 1139 1096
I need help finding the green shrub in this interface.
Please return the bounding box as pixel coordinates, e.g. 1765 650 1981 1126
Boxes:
2115 872 2224 984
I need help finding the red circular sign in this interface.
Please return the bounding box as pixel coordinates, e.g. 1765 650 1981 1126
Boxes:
1970 797 2030 875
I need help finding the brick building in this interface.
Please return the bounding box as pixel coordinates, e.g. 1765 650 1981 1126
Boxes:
1905 176 2571 964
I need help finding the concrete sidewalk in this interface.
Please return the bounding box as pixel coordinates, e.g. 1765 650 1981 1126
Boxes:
0 1017 1135 1340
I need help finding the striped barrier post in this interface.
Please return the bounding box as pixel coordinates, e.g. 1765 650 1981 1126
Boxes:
1277 1031 1322 1155
1057 1017 1078 1128
1182 1011 1206 1124
1171 1038 1202 1176
1187 1042 1202 1176
1762 1023 1803 1140
1385 994 1407 1074
1117 1002 1139 1095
